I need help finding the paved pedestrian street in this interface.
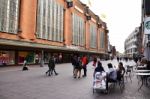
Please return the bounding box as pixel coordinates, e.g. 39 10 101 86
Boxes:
0 60 150 99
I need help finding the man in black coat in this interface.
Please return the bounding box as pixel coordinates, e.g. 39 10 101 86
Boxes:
46 56 58 76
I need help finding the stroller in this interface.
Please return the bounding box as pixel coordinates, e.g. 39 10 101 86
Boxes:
93 72 107 93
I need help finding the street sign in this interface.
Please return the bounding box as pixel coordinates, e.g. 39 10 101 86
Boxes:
144 17 150 35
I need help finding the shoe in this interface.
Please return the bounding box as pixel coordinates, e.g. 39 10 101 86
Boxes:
78 77 80 79
82 75 86 77
104 90 108 94
46 72 47 75
55 73 58 75
74 76 76 79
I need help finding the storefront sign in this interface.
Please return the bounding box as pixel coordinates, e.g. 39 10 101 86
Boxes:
66 45 79 50
144 17 150 35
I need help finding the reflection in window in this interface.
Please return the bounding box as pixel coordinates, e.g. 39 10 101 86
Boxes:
90 24 96 48
36 0 64 42
100 32 105 48
72 13 85 46
0 0 20 33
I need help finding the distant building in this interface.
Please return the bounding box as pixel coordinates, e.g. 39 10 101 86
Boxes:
124 27 142 58
108 44 116 59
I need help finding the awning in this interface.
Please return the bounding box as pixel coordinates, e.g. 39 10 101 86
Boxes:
0 38 107 55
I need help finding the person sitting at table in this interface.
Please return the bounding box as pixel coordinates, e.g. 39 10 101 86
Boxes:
141 57 147 65
116 62 125 81
106 63 117 91
138 57 149 70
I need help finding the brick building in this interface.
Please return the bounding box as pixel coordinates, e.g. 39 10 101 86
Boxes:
0 0 109 66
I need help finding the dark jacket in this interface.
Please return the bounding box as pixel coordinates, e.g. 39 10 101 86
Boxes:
48 58 55 69
94 66 105 72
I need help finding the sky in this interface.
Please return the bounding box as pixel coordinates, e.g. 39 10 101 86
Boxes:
80 0 142 53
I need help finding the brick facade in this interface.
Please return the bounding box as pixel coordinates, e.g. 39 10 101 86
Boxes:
0 0 109 65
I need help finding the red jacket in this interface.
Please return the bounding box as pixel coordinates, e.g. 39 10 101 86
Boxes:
82 56 87 65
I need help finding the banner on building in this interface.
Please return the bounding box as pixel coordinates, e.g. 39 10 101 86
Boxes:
144 17 150 35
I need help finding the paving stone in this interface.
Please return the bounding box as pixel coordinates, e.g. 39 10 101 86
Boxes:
0 60 150 99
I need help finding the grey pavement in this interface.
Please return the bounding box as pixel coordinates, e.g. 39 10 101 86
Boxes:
0 60 150 99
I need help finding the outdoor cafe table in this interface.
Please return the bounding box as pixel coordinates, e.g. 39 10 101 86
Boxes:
134 70 150 73
135 72 150 91
137 65 147 69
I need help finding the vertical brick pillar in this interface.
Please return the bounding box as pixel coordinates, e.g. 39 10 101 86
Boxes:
105 30 108 53
64 8 72 46
85 21 90 49
97 28 100 51
19 0 37 40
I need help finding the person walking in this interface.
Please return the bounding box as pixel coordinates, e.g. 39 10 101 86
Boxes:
71 55 77 77
116 62 125 81
92 56 97 68
50 56 58 75
46 57 52 76
46 56 58 76
82 55 88 77
117 56 119 62
74 57 82 79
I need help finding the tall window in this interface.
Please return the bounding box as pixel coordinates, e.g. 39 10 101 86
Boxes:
90 24 97 48
100 32 105 48
0 0 20 33
72 13 85 46
36 0 64 42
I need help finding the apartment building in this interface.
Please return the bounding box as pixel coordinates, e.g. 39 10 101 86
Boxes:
124 27 140 58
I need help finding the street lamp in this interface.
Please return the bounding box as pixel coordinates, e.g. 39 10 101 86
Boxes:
66 0 73 8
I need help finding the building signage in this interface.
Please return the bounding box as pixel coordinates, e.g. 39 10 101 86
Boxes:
66 45 79 50
144 17 150 34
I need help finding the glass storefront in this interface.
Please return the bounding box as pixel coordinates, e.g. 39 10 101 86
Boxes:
0 51 15 66
0 50 71 66
44 52 51 63
18 51 36 64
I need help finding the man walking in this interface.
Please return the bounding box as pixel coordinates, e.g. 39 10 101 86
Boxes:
46 56 58 76
82 55 88 77
51 56 58 75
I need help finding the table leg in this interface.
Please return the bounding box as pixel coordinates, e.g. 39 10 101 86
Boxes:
138 76 144 91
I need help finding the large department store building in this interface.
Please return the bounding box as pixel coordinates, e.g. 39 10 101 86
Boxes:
0 0 109 66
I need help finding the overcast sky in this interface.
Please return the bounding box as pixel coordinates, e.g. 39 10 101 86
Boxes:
80 0 142 53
